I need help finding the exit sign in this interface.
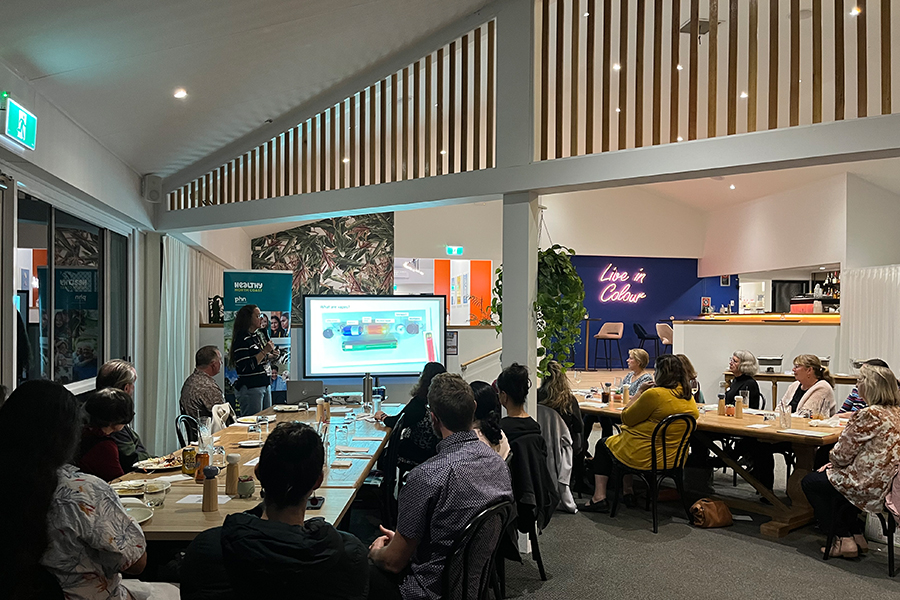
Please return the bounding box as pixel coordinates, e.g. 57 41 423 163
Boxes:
446 246 464 256
4 95 37 151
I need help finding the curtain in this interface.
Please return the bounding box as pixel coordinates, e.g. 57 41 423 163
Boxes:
151 236 193 454
192 250 224 325
839 265 900 373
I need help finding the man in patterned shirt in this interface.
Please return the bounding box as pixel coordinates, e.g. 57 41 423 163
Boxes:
368 373 513 600
179 345 227 420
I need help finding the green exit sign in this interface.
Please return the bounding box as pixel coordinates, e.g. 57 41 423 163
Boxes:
4 95 37 151
446 246 464 256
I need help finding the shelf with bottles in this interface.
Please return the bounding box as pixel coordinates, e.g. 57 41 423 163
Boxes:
811 270 841 300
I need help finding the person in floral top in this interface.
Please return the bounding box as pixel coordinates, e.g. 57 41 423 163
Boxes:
0 381 176 600
802 364 900 559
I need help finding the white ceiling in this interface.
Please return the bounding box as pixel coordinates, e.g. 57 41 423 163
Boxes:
0 0 490 177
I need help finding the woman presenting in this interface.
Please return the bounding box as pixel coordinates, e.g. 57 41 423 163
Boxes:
230 304 277 416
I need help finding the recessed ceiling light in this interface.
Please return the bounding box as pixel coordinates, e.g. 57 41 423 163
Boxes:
676 64 684 71
819 266 827 270
342 158 350 163
729 184 736 190
440 150 447 155
740 91 749 98
173 88 188 99
584 12 589 17
850 7 861 16
676 136 683 141
615 107 621 112
613 63 621 71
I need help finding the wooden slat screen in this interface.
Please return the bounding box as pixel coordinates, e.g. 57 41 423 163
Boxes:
535 0 900 160
169 21 496 210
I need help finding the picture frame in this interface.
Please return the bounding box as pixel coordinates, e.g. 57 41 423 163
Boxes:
720 275 731 287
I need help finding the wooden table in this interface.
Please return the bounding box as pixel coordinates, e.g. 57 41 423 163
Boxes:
114 403 403 541
723 371 858 407
579 399 844 538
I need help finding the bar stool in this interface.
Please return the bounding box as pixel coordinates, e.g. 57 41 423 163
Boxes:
593 322 624 370
656 323 674 355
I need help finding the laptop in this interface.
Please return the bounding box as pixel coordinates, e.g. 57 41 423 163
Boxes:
287 379 325 404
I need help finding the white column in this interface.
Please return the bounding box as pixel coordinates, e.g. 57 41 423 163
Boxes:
495 0 535 169
502 192 539 415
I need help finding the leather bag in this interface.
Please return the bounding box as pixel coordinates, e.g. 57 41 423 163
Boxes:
690 498 733 528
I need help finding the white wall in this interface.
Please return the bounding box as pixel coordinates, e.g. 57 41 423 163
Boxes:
0 63 151 228
540 187 708 258
845 175 900 269
183 230 251 270
393 201 503 262
699 175 847 277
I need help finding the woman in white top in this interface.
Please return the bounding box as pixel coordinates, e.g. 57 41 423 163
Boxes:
780 354 837 418
470 381 510 460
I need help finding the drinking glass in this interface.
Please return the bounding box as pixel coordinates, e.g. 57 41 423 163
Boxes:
247 423 261 442
739 390 750 407
335 423 350 448
212 445 226 467
691 384 700 401
143 482 167 508
257 415 269 437
613 377 623 392
573 370 582 386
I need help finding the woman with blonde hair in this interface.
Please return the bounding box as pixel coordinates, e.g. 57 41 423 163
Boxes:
538 360 584 453
782 354 836 418
802 364 900 558
589 348 655 439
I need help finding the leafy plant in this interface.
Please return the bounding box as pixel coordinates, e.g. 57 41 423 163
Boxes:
490 244 586 376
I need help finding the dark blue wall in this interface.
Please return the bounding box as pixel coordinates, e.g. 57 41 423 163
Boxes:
571 256 738 368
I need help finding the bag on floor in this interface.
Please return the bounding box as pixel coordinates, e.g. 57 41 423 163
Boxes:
690 498 733 528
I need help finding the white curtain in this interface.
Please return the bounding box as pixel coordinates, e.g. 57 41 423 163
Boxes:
839 265 900 373
191 250 224 326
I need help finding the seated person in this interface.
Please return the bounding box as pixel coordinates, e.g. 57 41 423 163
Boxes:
584 354 699 512
498 363 542 443
838 358 891 413
182 421 369 600
96 359 151 472
745 354 837 491
374 362 445 472
0 381 175 600
678 354 705 403
77 388 136 482
537 360 584 454
586 348 654 439
802 363 900 558
179 345 228 421
725 350 761 408
368 373 513 600
270 365 288 392
470 380 510 459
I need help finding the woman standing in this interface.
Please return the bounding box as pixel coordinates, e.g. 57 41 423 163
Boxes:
802 364 900 558
230 304 277 417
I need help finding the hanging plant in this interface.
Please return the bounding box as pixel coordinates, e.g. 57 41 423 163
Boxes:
489 244 586 377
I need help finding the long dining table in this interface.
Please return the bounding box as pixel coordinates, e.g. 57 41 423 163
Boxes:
113 402 403 541
578 397 844 538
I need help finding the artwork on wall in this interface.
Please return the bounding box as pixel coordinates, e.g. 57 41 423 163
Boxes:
251 213 394 326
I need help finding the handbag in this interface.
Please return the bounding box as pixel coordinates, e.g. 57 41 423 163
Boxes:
690 498 733 528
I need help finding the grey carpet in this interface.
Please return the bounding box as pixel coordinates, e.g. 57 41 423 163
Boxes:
504 497 898 599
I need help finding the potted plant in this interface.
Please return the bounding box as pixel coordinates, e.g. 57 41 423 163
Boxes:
490 244 586 376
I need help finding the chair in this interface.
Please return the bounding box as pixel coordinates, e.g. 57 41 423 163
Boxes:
656 323 674 354
175 414 199 448
440 500 516 600
609 413 697 533
593 322 624 370
823 502 896 577
633 323 660 364
378 413 406 529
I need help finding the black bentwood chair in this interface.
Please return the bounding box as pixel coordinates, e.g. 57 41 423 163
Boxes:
378 413 406 530
175 414 199 447
609 413 697 533
441 500 517 600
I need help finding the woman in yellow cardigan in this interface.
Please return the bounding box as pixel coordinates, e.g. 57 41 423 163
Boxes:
583 354 699 512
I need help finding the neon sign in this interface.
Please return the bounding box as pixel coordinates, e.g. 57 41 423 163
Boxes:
598 264 647 304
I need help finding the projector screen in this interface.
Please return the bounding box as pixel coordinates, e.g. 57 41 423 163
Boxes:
304 295 446 378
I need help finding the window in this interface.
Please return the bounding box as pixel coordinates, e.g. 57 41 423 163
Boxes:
14 191 129 387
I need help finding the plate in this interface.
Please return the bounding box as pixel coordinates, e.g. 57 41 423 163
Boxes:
237 415 277 424
273 404 305 412
112 480 172 497
125 506 154 525
133 455 182 471
238 440 264 448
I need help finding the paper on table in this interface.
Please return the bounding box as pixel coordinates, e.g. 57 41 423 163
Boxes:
336 446 370 453
353 436 383 441
176 494 232 505
244 457 260 467
745 423 771 429
154 473 195 483
341 454 374 459
581 401 608 409
190 436 221 445
330 460 353 468
777 428 830 437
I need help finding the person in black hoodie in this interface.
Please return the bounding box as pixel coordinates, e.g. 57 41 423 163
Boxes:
180 422 369 600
